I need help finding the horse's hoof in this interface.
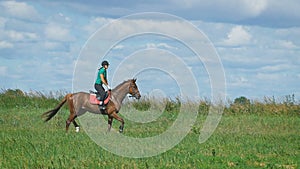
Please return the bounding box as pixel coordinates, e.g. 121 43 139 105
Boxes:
119 126 123 133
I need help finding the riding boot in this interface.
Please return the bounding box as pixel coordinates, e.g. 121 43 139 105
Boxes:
98 100 106 110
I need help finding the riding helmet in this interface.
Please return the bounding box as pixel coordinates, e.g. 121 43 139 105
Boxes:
101 60 109 66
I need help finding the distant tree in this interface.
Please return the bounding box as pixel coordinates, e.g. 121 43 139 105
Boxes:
233 96 250 105
4 89 25 97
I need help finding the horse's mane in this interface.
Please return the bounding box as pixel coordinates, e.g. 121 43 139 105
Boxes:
113 79 132 91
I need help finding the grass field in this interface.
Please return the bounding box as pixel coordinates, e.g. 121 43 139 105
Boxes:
0 90 299 168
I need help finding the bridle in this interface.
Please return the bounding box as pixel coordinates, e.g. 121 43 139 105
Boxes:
129 82 140 99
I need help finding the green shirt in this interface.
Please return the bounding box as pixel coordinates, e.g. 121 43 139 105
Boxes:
95 67 106 85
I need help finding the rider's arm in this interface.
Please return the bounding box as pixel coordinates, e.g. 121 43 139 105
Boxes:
100 74 108 86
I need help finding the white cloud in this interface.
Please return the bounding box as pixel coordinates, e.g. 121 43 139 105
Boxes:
0 41 13 49
146 43 177 50
223 26 252 46
0 29 38 45
0 17 6 28
7 31 25 41
44 41 70 52
278 40 298 49
256 72 281 81
182 0 296 27
96 18 210 43
47 12 73 26
6 30 39 42
259 64 292 72
16 0 299 28
83 17 113 35
58 13 71 23
0 66 7 76
0 1 41 21
229 76 250 87
44 41 60 50
170 0 268 19
239 0 268 17
45 23 75 42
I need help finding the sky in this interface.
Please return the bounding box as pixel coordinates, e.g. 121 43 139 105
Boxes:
0 0 299 102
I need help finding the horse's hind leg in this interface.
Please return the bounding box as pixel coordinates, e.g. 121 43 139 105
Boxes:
66 114 76 132
65 95 76 132
65 108 78 132
107 116 113 132
110 112 124 133
73 109 88 132
72 117 79 127
73 116 80 132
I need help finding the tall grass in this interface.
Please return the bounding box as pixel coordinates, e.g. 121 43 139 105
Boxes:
1 89 299 115
0 89 67 110
131 94 300 115
225 95 300 115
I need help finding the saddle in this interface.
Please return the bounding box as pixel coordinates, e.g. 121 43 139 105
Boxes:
89 90 111 105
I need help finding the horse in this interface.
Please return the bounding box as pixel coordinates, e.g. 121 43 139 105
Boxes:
42 79 141 133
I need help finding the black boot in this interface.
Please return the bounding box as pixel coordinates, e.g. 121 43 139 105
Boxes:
98 101 106 110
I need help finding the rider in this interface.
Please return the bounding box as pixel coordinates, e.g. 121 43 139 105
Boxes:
94 60 111 109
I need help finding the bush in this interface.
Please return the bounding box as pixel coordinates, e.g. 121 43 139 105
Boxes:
0 89 66 109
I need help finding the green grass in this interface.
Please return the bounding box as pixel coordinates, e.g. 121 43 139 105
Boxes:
0 90 299 168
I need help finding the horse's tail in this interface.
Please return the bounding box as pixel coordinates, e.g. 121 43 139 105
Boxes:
42 93 72 122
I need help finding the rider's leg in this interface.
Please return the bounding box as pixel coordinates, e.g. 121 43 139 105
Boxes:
94 84 105 103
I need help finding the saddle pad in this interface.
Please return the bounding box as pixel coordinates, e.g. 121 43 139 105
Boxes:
89 92 111 105
89 94 100 105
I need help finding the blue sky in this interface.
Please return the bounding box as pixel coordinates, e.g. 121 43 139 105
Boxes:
0 0 299 101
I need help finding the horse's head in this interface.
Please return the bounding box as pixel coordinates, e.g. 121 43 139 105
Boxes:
129 78 141 99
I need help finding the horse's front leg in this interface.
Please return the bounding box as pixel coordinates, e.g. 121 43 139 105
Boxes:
110 112 124 133
107 116 113 132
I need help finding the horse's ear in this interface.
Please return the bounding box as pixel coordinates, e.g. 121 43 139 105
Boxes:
133 78 137 82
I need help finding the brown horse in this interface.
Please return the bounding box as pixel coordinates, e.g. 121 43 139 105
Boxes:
42 79 141 133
